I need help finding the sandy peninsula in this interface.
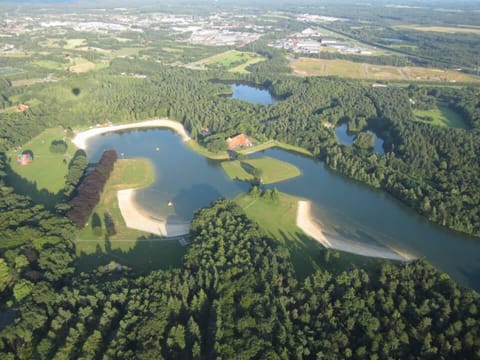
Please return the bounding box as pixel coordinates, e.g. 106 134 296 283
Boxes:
117 189 189 237
72 118 191 150
296 200 413 261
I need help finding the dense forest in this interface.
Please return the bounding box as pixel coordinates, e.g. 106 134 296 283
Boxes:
0 200 479 359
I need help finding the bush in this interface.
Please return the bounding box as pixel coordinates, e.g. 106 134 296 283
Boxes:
49 140 68 154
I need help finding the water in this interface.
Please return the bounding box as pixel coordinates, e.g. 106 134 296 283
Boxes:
230 83 278 106
335 124 384 154
86 129 480 291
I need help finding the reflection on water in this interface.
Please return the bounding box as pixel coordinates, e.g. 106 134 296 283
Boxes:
335 124 384 154
86 129 480 291
230 83 278 106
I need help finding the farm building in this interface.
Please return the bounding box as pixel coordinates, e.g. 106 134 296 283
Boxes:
17 152 33 165
226 133 252 150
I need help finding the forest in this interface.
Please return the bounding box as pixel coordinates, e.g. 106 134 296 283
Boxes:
0 200 479 359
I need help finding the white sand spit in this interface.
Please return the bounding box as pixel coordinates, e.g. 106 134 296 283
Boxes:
296 200 413 261
72 119 191 150
117 188 190 237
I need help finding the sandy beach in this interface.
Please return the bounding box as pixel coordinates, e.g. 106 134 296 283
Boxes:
117 188 189 237
296 200 413 261
72 118 191 150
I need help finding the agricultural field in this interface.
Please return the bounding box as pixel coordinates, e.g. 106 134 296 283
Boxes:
221 156 301 184
7 127 77 194
192 50 265 73
291 57 480 83
32 59 66 71
413 102 468 129
396 25 480 35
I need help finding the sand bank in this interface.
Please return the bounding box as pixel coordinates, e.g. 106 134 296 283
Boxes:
296 200 413 261
72 119 191 150
117 188 189 237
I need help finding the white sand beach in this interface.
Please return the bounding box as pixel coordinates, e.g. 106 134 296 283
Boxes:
296 200 413 261
117 188 189 237
72 118 191 150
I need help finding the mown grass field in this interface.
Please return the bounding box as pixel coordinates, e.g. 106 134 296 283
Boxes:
221 156 301 184
413 102 468 129
194 50 265 73
292 57 480 83
8 127 77 194
32 59 66 71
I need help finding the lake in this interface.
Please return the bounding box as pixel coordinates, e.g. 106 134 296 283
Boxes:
335 124 385 154
86 129 480 291
230 83 278 106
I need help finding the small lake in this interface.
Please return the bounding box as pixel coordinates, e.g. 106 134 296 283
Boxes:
86 129 480 291
230 83 278 106
335 124 384 154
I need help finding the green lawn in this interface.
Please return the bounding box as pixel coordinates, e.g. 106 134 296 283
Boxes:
185 140 229 160
8 127 78 194
413 102 468 129
77 158 155 244
32 60 65 71
221 156 301 184
235 192 321 278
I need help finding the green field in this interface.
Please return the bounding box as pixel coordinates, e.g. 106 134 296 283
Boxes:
235 192 321 277
413 103 468 129
32 60 66 71
77 158 155 244
221 156 301 184
63 38 87 50
8 128 77 194
195 50 265 73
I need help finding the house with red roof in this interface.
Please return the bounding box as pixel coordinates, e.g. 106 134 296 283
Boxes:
226 134 252 150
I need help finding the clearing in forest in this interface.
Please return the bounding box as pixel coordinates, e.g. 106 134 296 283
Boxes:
291 58 480 83
413 102 468 129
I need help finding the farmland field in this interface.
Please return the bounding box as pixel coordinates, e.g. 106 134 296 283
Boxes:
291 57 480 83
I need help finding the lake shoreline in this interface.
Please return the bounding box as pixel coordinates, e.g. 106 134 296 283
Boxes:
117 188 190 237
72 118 191 150
296 200 414 261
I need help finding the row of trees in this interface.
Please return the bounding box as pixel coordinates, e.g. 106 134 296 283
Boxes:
66 150 117 228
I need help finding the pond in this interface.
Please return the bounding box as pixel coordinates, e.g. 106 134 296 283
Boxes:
86 128 480 291
335 124 384 154
230 83 278 106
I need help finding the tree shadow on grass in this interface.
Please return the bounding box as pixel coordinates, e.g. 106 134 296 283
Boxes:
75 233 187 275
4 160 64 210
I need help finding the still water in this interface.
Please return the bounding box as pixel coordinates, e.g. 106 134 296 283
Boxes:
230 83 278 106
335 124 384 154
86 129 480 291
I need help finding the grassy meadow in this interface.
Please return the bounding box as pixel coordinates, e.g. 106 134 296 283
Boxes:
221 156 301 184
413 102 468 129
193 50 265 73
7 127 77 194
